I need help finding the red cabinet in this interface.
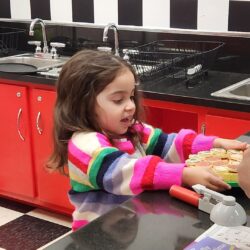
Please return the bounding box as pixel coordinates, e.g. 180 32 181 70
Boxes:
205 114 250 139
0 81 73 215
144 106 198 133
143 99 200 133
30 89 73 213
0 83 35 198
143 98 250 139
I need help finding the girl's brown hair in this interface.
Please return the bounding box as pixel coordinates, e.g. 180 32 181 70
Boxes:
47 49 144 173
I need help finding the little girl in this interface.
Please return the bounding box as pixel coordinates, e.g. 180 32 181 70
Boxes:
48 49 247 231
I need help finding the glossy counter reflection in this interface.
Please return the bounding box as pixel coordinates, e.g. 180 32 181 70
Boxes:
45 187 250 250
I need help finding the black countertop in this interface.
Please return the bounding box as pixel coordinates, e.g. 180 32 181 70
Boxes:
44 185 250 250
140 70 250 112
0 69 250 112
44 133 250 250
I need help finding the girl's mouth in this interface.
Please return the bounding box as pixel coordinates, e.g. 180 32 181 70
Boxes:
121 118 129 124
120 117 133 126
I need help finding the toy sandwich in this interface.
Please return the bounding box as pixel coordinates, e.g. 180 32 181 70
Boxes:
185 148 243 187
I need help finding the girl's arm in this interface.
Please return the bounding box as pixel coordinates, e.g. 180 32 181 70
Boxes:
68 131 230 196
138 123 247 162
136 123 216 163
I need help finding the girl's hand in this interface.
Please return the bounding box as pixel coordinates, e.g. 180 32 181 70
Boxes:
238 147 250 198
213 138 248 150
182 166 231 192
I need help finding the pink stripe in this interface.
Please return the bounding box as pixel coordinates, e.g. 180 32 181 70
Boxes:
192 134 217 154
133 123 151 136
114 140 134 154
153 162 184 189
68 140 91 165
72 220 89 231
133 123 144 133
175 129 196 162
96 133 112 147
130 156 152 194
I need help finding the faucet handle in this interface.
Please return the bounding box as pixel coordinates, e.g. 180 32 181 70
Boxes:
50 42 66 48
28 40 42 53
122 49 130 61
50 42 66 59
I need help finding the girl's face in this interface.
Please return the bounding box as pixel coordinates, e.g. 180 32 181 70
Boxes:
95 68 136 136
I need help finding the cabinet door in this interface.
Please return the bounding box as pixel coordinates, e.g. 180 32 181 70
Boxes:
145 106 198 133
205 114 250 139
0 84 35 197
30 89 73 212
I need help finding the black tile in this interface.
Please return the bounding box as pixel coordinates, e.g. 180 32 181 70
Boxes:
228 1 250 32
0 0 11 18
0 215 70 250
30 0 51 20
170 0 197 29
72 0 94 23
118 0 143 26
0 197 35 213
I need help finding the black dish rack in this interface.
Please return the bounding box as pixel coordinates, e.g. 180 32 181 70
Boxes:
126 40 224 83
0 27 25 56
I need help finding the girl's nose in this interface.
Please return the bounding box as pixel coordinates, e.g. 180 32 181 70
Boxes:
125 99 135 110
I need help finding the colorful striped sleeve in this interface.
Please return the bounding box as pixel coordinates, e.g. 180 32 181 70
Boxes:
133 123 217 163
174 129 217 162
133 123 178 161
68 131 185 196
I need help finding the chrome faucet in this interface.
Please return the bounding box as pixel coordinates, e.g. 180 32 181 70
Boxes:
29 18 48 54
103 23 120 56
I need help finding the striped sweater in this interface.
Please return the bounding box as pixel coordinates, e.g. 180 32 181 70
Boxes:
67 123 216 230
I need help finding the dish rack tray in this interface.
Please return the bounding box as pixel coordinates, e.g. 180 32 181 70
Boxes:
0 27 25 56
126 40 224 82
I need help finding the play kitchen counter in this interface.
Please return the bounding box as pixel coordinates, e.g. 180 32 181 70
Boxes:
44 174 250 250
0 69 250 216
43 134 250 250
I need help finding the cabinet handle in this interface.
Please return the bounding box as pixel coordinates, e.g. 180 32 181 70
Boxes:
17 108 25 141
201 123 206 135
36 111 43 135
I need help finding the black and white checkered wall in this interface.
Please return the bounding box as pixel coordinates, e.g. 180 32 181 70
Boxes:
1 0 250 32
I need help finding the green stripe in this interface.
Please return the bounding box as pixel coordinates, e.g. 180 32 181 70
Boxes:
70 179 95 192
146 128 162 155
89 147 118 188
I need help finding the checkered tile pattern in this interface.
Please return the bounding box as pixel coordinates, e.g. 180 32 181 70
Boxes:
1 0 250 32
0 197 71 250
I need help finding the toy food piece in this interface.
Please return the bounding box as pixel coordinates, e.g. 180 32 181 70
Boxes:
185 148 242 184
227 160 239 173
210 148 228 158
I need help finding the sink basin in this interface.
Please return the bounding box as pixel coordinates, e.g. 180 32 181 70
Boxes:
211 78 250 101
0 53 70 73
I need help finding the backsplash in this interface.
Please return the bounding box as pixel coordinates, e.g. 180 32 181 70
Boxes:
1 0 250 33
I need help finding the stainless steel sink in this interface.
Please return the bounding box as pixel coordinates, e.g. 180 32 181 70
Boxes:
211 78 250 101
0 53 70 72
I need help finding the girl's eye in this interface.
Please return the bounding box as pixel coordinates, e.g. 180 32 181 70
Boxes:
113 99 123 104
130 96 135 101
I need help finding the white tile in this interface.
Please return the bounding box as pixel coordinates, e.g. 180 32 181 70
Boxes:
0 207 23 226
94 0 118 25
27 208 72 228
10 0 31 20
50 0 72 22
198 0 229 32
143 0 170 28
